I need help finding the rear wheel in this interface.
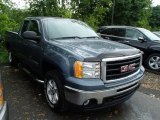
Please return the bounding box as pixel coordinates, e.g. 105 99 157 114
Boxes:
44 70 67 112
146 54 160 71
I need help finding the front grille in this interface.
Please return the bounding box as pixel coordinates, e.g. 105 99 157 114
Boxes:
106 56 141 80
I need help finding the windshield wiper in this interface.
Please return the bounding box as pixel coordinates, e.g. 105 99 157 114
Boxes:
53 36 82 40
82 36 100 39
50 36 100 40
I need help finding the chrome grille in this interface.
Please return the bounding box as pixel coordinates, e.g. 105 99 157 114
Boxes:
101 54 142 81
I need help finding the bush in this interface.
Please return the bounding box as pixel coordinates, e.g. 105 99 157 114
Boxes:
0 45 8 64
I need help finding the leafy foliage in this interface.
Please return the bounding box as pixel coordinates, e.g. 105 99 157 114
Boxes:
71 0 112 30
105 0 152 29
0 0 159 63
26 0 71 18
0 45 8 64
150 5 160 30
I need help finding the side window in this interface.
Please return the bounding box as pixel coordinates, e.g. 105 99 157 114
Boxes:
104 28 125 37
99 28 108 34
125 29 143 40
100 28 116 36
106 28 116 35
21 20 29 35
114 28 125 37
28 20 40 35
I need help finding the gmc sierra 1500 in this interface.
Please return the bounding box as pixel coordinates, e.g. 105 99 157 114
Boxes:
6 17 144 112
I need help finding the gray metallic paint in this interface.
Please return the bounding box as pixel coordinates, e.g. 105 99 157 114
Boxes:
6 17 145 107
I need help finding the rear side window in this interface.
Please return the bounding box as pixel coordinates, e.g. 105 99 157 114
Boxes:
21 20 29 35
113 28 125 37
101 28 125 37
99 28 115 35
106 28 115 35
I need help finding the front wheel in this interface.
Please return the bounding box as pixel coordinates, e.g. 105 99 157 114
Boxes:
146 54 160 71
44 71 67 112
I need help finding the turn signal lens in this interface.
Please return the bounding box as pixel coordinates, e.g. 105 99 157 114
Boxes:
74 61 83 78
74 61 100 79
0 83 4 106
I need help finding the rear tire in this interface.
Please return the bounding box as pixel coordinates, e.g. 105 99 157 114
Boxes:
44 70 67 113
146 54 160 71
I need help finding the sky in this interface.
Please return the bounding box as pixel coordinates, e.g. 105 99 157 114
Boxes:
11 0 26 9
11 0 160 9
152 0 160 6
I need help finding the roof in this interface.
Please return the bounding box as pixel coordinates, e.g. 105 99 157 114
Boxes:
25 16 69 21
100 26 142 29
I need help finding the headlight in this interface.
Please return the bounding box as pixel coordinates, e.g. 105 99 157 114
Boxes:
74 61 100 79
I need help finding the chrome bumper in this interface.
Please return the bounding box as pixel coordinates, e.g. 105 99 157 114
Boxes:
64 75 143 106
0 102 8 120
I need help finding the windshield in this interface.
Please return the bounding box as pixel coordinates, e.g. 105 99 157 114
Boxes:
43 18 98 40
153 32 160 38
138 28 160 41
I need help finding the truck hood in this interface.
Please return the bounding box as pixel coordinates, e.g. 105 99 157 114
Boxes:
52 39 141 61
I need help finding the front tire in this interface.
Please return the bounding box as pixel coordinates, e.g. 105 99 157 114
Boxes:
44 70 67 112
146 54 160 71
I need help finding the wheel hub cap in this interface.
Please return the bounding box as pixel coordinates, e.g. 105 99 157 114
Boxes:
47 80 59 104
149 56 160 70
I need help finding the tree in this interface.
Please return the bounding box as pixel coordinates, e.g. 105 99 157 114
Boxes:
0 0 17 41
149 5 160 30
103 0 151 29
26 0 71 18
71 0 112 30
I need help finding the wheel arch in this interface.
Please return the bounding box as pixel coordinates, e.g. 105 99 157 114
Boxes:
41 60 66 83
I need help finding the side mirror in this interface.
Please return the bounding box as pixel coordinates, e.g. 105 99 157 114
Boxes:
22 31 40 42
138 37 146 42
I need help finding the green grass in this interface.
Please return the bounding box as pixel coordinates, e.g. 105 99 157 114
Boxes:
0 46 8 64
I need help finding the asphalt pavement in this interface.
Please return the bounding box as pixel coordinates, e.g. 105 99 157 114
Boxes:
1 66 160 120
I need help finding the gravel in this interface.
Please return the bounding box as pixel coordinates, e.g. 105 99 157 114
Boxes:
141 71 160 91
137 70 160 99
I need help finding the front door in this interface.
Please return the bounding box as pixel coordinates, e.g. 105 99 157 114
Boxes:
23 20 42 75
124 28 149 51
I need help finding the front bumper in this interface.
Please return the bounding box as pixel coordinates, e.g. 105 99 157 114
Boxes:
67 84 139 110
65 80 141 106
64 67 144 106
0 102 8 120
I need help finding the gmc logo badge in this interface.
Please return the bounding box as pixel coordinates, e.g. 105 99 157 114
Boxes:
121 63 136 73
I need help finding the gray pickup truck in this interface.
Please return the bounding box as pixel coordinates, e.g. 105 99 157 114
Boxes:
6 17 144 112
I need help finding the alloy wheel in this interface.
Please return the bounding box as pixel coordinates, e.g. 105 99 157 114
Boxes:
149 56 160 70
46 79 59 105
